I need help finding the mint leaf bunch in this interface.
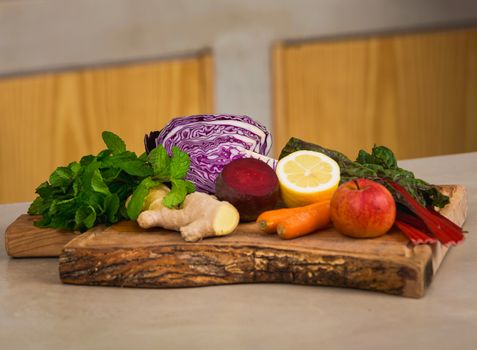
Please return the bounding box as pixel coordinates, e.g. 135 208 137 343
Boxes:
28 131 194 232
126 145 196 220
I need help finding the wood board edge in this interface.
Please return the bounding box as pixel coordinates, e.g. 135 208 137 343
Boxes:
5 214 77 257
59 237 433 298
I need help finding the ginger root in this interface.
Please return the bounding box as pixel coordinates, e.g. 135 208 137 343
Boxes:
143 185 170 210
137 191 240 242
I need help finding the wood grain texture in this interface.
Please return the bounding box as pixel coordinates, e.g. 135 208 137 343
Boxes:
5 215 78 257
0 53 213 203
59 222 432 297
273 28 477 159
56 185 467 298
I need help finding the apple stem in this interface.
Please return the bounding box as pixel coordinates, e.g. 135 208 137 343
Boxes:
354 180 361 190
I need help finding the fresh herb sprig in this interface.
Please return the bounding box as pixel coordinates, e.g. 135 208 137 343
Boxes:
126 145 196 220
279 137 449 208
28 131 195 232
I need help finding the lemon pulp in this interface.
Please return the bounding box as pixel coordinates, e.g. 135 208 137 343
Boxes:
276 150 340 207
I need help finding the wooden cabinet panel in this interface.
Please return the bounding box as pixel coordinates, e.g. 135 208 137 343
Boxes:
273 28 477 160
0 54 213 203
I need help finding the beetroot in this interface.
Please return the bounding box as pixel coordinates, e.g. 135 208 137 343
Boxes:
215 158 279 221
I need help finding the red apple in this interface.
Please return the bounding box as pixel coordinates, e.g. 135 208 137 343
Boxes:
330 178 396 238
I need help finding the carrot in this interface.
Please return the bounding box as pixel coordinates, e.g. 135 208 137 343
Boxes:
256 206 304 233
277 201 331 240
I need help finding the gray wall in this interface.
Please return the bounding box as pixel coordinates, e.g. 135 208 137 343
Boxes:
1 0 477 129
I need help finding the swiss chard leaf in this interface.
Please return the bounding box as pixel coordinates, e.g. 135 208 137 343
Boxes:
279 137 353 169
372 146 397 168
357 145 397 169
279 137 450 208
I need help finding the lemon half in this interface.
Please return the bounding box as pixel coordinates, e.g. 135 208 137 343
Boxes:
276 150 340 207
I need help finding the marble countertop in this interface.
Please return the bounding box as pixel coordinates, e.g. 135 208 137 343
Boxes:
1 152 476 350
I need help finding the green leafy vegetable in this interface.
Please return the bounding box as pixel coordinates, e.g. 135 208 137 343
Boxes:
126 177 161 220
279 137 449 208
170 146 191 179
148 145 170 178
28 131 195 232
163 179 196 208
102 131 126 154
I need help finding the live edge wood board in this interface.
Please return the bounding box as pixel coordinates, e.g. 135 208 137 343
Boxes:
5 185 468 298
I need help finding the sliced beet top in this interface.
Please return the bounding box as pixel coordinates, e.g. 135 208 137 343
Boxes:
220 158 278 196
215 158 279 221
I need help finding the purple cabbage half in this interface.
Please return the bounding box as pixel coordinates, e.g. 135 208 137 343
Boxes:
144 114 277 193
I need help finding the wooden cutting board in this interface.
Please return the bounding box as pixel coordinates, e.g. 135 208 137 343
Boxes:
5 185 468 298
5 215 78 257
